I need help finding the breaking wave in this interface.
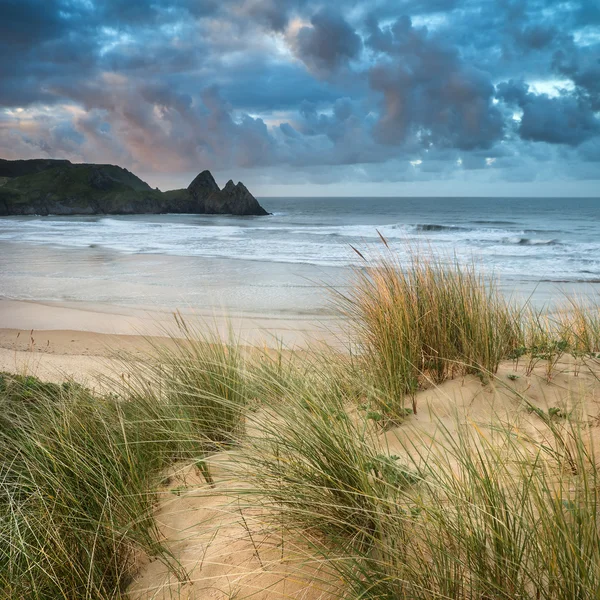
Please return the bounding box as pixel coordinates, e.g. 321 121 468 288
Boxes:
503 237 558 246
414 223 470 232
0 197 598 284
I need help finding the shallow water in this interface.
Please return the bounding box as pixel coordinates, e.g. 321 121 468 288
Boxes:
1 197 599 315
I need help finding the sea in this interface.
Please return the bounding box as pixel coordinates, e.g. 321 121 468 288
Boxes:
1 197 599 317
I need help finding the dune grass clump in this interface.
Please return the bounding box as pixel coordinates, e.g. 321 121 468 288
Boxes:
238 373 415 557
335 247 520 417
0 322 253 599
0 373 174 599
556 296 600 355
233 248 600 598
0 319 266 598
115 314 249 455
364 418 600 599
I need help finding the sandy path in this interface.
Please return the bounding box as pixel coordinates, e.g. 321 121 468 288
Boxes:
129 461 334 600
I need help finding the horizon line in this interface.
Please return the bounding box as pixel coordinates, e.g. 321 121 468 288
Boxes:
255 195 600 199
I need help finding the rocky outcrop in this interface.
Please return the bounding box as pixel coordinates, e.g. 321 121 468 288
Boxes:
183 171 268 215
188 170 220 201
205 180 269 216
0 159 269 216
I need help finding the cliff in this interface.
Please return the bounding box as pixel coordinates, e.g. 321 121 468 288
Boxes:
0 159 269 216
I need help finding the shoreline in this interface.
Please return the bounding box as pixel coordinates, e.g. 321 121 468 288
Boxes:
1 278 599 384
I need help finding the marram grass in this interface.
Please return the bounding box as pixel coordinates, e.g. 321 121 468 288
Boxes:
235 366 600 600
3 249 600 598
0 374 167 599
334 246 520 418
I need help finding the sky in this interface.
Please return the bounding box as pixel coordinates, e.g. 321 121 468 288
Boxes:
0 0 599 196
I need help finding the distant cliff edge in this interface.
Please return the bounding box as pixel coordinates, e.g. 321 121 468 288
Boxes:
0 159 269 216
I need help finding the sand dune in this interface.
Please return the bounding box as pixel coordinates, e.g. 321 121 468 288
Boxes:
129 356 600 599
4 326 600 599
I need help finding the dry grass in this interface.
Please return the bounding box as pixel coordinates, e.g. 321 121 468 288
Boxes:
237 392 600 599
334 246 520 418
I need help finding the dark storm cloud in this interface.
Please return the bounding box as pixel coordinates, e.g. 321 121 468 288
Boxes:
95 0 218 23
497 80 599 146
522 97 598 146
0 0 599 186
290 9 363 75
366 16 504 150
0 0 76 47
0 1 97 106
553 45 600 110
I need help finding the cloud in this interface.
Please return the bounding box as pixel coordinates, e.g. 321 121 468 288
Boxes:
0 0 598 190
0 0 73 47
498 80 599 145
367 16 504 150
289 8 363 75
553 45 600 110
237 0 310 31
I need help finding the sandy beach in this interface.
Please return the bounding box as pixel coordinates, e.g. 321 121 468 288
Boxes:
0 296 339 339
3 251 600 599
0 327 155 383
0 296 342 386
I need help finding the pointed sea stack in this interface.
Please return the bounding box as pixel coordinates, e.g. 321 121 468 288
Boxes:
205 180 270 216
187 170 220 202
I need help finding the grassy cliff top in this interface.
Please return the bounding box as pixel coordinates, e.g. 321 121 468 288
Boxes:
0 158 72 179
3 162 153 195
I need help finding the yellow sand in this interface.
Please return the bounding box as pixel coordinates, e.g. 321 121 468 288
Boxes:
3 328 600 599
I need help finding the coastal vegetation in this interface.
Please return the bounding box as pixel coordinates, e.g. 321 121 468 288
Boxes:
2 249 600 598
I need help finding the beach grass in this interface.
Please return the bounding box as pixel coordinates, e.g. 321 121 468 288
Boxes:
3 250 600 598
334 246 520 418
112 313 249 454
236 374 600 600
0 374 169 599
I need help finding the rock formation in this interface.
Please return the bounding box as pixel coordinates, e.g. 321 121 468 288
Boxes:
187 170 220 201
204 180 269 216
0 159 269 217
